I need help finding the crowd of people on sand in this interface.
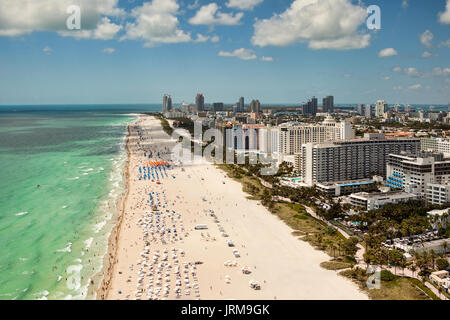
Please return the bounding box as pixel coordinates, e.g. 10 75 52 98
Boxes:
116 119 201 300
115 117 265 300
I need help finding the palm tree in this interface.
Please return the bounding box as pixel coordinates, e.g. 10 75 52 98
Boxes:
411 265 417 278
430 250 437 270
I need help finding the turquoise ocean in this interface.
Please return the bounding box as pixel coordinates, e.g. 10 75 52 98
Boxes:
0 105 159 300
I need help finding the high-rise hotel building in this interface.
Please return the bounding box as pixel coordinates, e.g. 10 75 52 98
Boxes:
258 125 280 154
277 115 354 155
421 137 450 157
301 133 420 186
375 100 388 118
162 94 172 113
386 152 450 201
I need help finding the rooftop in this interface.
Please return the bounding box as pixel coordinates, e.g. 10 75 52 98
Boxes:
350 191 418 200
427 208 450 217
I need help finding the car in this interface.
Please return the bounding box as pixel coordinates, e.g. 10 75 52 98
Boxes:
227 240 234 247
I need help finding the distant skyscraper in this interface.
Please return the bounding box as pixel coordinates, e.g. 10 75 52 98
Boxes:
238 97 245 113
195 93 204 112
323 96 334 113
250 99 261 113
302 97 318 116
375 100 388 117
213 102 224 112
364 104 372 118
357 104 364 116
162 94 172 113
312 97 318 115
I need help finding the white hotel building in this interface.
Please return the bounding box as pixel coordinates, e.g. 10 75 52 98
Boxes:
386 152 450 204
301 133 420 186
258 125 280 154
259 115 354 156
421 137 450 157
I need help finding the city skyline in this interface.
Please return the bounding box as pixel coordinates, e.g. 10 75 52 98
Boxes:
0 0 449 105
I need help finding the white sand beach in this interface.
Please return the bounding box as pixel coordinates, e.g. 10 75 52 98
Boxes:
103 115 368 300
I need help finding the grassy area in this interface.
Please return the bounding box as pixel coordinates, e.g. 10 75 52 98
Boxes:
155 115 174 136
320 260 353 270
424 280 450 300
339 268 435 300
410 279 440 300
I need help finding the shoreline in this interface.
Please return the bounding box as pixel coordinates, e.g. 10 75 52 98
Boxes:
94 119 134 300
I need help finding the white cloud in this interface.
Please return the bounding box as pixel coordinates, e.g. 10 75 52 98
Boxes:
343 74 352 78
194 33 209 43
408 84 422 90
439 39 450 48
93 17 122 40
430 67 450 77
395 66 450 79
43 46 53 55
218 48 257 60
378 48 398 58
261 56 273 62
226 0 264 11
402 0 408 8
122 0 192 46
187 0 201 10
309 34 370 50
0 0 123 37
193 33 220 43
421 51 433 58
392 66 402 72
251 0 370 50
103 47 115 54
189 3 243 26
439 0 450 24
393 86 403 91
382 76 390 80
404 67 422 77
419 29 433 48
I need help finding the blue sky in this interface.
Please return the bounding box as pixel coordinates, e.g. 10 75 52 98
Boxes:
0 0 449 106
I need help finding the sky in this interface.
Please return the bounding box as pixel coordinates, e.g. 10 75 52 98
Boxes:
0 0 449 106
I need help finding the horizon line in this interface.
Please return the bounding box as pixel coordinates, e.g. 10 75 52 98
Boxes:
0 102 448 108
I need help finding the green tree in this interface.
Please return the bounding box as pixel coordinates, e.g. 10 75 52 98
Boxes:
436 258 449 271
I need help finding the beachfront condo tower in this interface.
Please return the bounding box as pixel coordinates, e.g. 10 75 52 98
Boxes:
163 94 172 113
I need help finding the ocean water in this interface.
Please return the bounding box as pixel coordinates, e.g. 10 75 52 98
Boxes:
0 105 159 300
